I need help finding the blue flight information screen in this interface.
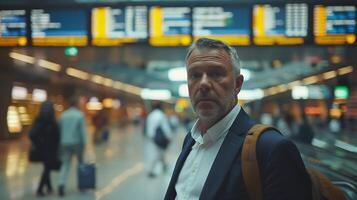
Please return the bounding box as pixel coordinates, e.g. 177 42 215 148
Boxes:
0 10 27 46
31 9 88 46
314 5 356 45
193 7 251 45
92 6 148 46
150 6 192 46
253 4 308 45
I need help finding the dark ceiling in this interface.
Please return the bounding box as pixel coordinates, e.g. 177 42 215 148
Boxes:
0 0 354 7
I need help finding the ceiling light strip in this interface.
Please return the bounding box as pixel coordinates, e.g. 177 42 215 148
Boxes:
38 59 61 71
322 70 337 80
337 66 353 75
9 52 35 64
66 67 89 80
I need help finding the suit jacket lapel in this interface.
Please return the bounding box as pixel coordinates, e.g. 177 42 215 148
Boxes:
165 133 195 199
200 109 255 200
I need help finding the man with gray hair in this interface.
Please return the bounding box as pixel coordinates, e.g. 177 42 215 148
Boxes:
164 38 312 200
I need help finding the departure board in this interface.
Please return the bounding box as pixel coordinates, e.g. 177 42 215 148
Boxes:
92 6 148 46
314 5 356 45
253 4 308 45
150 6 191 46
0 10 27 46
193 7 250 46
31 9 88 46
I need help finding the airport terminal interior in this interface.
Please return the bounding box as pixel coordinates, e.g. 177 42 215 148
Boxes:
0 0 357 199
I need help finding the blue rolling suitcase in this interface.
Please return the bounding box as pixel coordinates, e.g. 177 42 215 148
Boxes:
77 163 96 189
101 129 110 141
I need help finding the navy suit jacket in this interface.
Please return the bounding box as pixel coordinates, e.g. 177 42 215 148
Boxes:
164 109 312 200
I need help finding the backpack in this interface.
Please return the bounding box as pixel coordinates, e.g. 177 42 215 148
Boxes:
241 124 346 200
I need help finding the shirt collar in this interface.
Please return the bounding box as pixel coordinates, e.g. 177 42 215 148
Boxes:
191 104 241 146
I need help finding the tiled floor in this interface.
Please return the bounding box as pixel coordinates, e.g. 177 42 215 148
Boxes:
0 124 185 200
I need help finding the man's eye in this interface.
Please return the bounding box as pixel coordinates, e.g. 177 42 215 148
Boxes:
210 72 223 78
189 73 200 79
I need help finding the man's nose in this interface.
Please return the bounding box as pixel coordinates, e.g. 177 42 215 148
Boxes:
199 74 212 91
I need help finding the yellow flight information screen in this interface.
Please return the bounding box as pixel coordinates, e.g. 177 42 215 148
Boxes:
150 6 191 46
0 10 27 46
92 6 148 46
253 4 308 45
193 7 251 46
314 5 356 45
31 9 88 46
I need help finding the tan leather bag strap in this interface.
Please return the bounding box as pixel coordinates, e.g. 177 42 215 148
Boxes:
242 124 278 200
308 169 346 200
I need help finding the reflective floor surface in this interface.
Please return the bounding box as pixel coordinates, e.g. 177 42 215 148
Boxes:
0 125 185 200
0 124 356 200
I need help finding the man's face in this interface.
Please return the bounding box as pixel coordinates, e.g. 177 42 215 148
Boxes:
187 48 243 126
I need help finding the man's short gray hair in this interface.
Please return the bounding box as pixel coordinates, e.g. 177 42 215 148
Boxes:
185 38 241 75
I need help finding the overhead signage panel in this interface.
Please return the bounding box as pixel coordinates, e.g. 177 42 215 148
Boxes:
149 6 191 46
0 10 27 46
314 5 356 45
193 7 251 45
253 3 308 45
92 6 148 46
31 9 88 46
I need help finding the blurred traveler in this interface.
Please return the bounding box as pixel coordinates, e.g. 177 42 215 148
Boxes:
140 109 148 136
92 110 109 143
165 38 312 200
329 118 341 135
296 114 315 145
29 101 60 197
58 97 87 196
260 112 273 125
169 114 180 133
183 115 193 132
145 101 172 177
276 113 293 138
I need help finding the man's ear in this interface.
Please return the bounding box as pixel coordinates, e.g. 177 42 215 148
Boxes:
235 74 244 95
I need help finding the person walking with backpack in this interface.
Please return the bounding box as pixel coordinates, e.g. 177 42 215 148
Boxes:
57 97 87 196
145 101 172 178
164 38 313 200
29 101 60 197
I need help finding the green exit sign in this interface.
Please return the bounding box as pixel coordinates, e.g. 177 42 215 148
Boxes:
334 86 349 99
64 47 78 56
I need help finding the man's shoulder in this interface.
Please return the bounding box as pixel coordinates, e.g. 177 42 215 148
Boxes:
258 129 286 148
60 108 83 119
256 129 300 165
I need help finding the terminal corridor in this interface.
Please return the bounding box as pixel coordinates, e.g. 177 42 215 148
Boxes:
0 125 185 200
0 0 357 199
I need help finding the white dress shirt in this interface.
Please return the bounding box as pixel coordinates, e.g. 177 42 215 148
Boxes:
175 104 241 200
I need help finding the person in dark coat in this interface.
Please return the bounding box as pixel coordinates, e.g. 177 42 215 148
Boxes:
29 101 60 197
296 114 315 144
